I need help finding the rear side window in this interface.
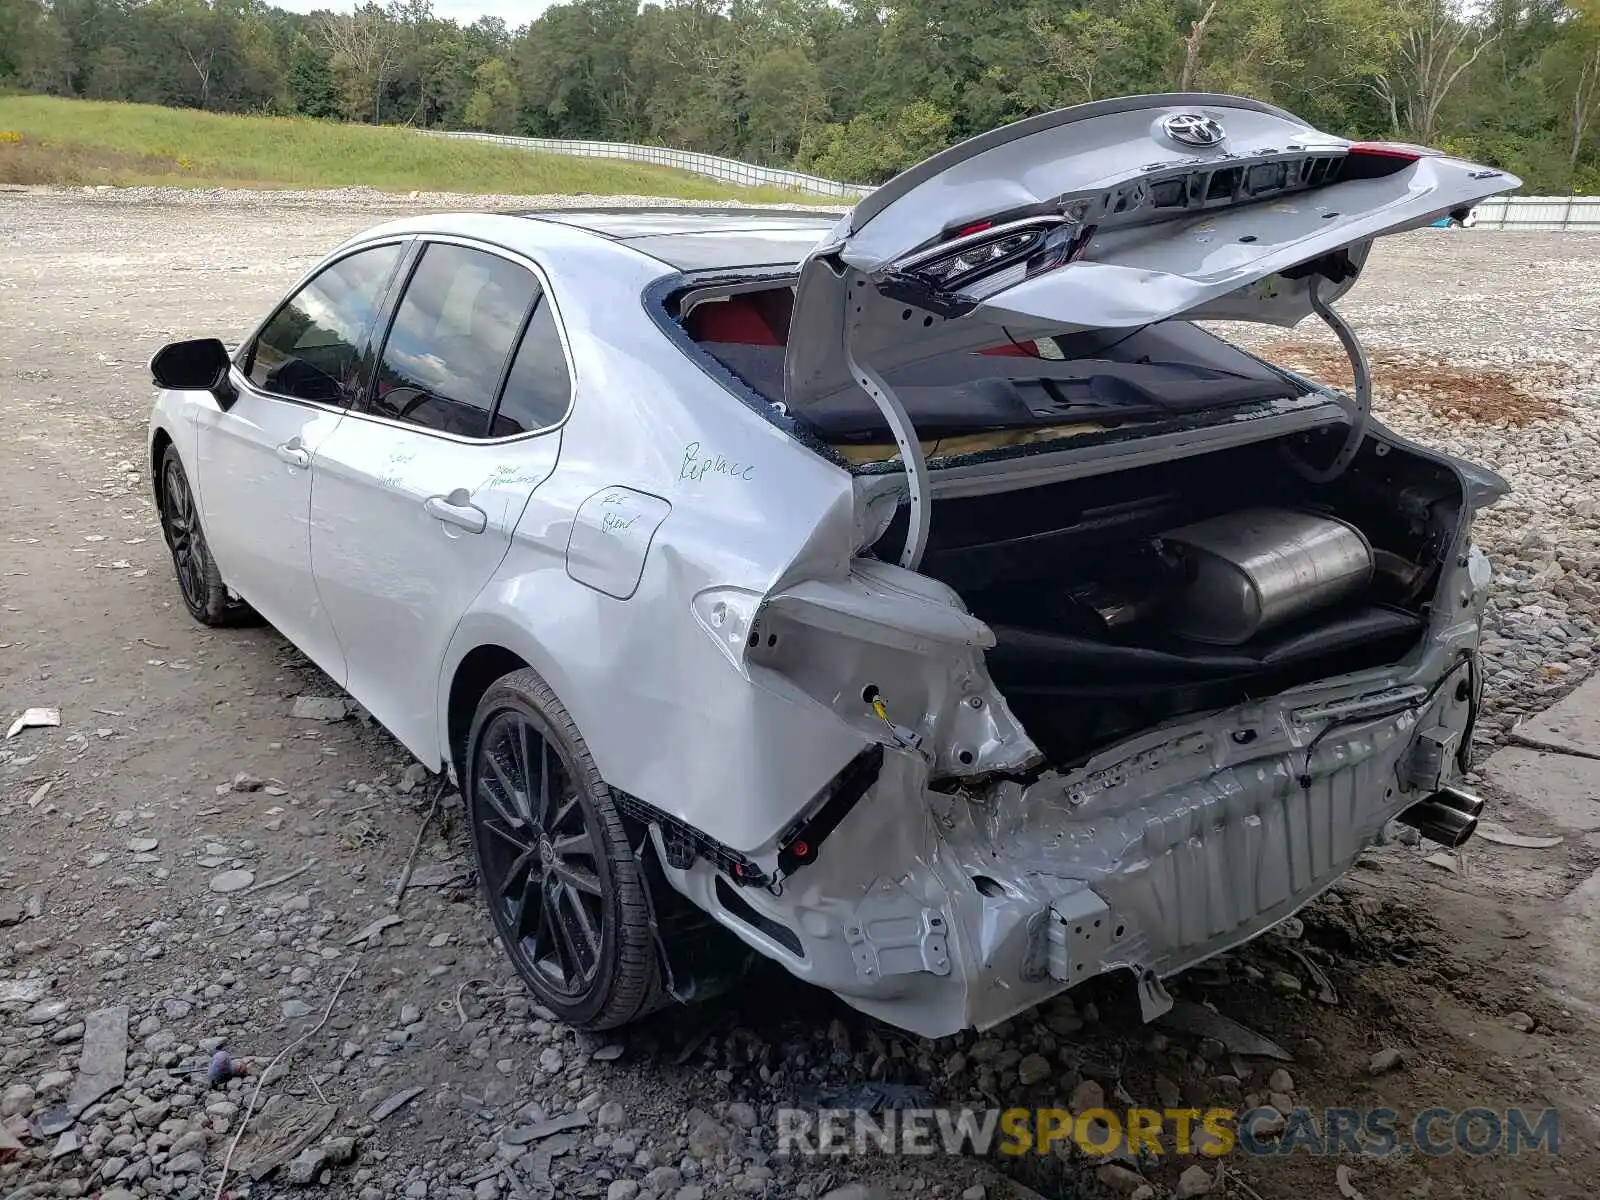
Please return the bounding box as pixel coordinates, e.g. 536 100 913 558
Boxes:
490 297 573 437
246 243 403 405
368 243 537 438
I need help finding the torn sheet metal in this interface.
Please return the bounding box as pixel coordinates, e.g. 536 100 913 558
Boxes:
659 541 1486 1037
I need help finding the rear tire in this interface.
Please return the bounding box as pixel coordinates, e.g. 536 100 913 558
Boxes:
157 444 259 627
465 668 663 1030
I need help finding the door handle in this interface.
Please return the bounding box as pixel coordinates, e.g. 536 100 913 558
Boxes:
424 489 487 534
275 442 310 469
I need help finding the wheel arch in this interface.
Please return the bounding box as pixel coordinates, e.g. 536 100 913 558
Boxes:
149 424 176 510
444 641 532 784
447 638 750 1019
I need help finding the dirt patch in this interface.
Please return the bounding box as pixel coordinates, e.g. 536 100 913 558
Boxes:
1259 341 1572 426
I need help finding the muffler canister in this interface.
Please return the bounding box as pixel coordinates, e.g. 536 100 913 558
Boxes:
1159 507 1374 645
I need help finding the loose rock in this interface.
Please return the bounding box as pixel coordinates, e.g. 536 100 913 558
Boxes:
292 696 350 721
209 869 255 894
1176 1164 1215 1198
1018 1053 1052 1086
1 1084 35 1117
1097 1164 1148 1194
1069 1079 1105 1113
685 1108 730 1157
1369 1048 1406 1076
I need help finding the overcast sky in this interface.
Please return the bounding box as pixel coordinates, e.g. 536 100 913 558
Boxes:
273 0 562 27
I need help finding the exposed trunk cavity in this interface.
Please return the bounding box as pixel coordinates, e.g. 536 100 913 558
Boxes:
868 429 1464 765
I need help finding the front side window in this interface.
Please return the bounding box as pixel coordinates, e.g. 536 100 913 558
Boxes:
246 243 403 405
368 243 537 438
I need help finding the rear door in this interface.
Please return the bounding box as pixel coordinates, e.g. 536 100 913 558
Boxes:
308 238 572 763
785 93 1520 414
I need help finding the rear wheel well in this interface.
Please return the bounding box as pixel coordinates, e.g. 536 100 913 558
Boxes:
447 645 530 781
150 428 174 509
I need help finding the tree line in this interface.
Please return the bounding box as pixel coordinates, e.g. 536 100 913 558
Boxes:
2 0 1598 192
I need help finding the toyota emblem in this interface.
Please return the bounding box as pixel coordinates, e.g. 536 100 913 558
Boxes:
1161 112 1226 148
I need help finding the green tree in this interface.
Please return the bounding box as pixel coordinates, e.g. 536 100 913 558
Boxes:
1557 0 1600 170
463 56 518 132
513 0 642 137
322 3 403 124
0 0 40 80
798 99 954 183
287 32 338 117
742 44 824 160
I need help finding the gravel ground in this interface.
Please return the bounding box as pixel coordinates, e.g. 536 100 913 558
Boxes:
2 189 1600 1200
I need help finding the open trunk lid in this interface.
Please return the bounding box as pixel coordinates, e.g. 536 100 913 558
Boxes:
787 94 1518 410
781 92 1519 566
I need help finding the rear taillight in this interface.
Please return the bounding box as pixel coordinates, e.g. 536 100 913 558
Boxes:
1338 141 1441 183
912 229 1042 287
887 215 1083 312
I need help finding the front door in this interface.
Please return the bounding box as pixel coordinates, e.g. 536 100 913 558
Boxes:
197 240 407 681
309 240 572 763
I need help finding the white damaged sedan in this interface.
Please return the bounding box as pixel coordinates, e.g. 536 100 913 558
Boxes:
148 93 1516 1037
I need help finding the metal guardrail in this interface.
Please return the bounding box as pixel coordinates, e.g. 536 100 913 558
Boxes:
425 129 1600 227
1471 196 1600 230
420 128 872 198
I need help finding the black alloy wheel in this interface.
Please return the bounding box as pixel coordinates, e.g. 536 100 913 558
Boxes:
466 669 661 1028
162 454 205 611
157 444 256 626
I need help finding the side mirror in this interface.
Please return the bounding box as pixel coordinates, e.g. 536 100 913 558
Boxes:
150 338 236 408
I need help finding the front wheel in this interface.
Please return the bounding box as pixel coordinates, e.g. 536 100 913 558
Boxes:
465 668 663 1029
157 444 258 627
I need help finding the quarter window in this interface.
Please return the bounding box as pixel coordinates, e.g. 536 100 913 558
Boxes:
490 297 574 437
246 243 403 405
369 243 537 438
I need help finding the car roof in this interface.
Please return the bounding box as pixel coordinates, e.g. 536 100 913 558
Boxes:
513 207 840 271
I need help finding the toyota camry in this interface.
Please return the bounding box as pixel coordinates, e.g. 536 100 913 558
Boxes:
147 93 1515 1037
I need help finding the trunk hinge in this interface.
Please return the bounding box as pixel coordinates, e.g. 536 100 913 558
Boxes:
846 328 931 571
1298 276 1373 483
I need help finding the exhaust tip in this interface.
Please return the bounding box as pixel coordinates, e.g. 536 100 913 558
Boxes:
1431 785 1486 819
1395 798 1478 849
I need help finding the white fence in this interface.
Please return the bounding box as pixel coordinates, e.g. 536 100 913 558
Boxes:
1471 196 1600 231
426 128 1600 228
420 128 872 198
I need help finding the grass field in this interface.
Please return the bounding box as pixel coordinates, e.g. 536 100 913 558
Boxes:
0 95 809 201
